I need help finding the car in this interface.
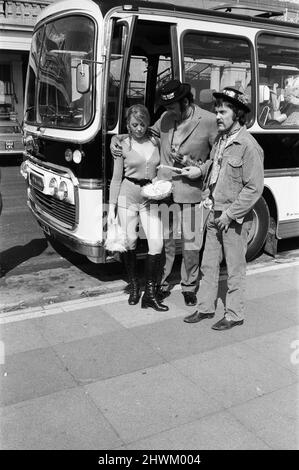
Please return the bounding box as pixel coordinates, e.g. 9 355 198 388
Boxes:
0 117 24 156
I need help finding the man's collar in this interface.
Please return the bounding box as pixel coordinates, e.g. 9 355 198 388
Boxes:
218 125 246 144
230 125 247 144
219 123 241 138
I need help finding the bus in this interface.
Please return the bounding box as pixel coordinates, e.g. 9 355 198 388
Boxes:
21 0 299 263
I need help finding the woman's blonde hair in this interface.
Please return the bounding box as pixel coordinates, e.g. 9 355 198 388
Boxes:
126 104 159 148
126 104 150 127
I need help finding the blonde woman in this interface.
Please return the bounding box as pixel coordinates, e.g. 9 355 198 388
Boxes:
108 104 168 311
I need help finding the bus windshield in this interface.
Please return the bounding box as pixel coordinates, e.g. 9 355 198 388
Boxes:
25 15 95 129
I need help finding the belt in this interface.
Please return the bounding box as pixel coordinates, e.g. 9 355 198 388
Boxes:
125 177 151 187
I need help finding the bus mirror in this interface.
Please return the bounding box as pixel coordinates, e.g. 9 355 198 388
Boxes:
76 62 90 94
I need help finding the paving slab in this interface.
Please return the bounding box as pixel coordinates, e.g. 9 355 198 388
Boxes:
124 410 271 450
131 316 235 362
100 288 224 330
165 289 225 315
85 363 224 444
229 383 299 450
247 289 299 320
229 298 297 341
0 319 50 356
0 387 123 450
0 346 76 406
172 341 297 409
53 329 165 385
100 297 184 329
242 326 299 376
33 306 123 345
245 266 299 300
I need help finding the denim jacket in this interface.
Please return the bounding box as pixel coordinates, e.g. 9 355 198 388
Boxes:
202 127 264 220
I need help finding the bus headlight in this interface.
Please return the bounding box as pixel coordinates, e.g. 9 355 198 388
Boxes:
57 181 68 201
24 135 34 152
73 149 83 164
24 135 39 153
65 148 73 162
20 161 29 180
49 177 58 196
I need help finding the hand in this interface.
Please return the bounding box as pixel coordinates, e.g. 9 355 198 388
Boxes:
215 212 232 232
107 207 117 226
171 151 184 165
180 166 202 179
110 136 123 158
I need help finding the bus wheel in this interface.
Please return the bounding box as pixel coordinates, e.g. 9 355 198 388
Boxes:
246 196 270 261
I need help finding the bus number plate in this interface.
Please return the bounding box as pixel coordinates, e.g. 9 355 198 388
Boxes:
5 141 14 150
30 173 44 191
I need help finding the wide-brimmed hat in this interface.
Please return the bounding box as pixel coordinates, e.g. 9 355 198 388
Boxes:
213 87 250 113
158 79 191 106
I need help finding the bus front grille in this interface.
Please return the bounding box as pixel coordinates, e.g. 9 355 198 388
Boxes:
31 187 76 228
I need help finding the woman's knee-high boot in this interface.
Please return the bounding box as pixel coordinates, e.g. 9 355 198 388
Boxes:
141 254 169 311
122 250 141 305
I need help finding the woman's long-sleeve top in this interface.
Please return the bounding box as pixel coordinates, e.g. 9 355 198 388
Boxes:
109 137 160 205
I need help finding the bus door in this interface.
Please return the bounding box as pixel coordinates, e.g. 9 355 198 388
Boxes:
105 16 178 138
120 20 179 125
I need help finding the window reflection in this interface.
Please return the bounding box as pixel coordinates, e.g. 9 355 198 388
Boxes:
257 33 299 128
183 32 252 123
25 16 95 129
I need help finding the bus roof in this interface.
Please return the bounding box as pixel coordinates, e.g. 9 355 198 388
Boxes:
35 0 299 31
213 3 284 18
95 0 299 29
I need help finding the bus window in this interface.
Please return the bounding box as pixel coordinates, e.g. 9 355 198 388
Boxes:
257 33 299 128
182 31 253 122
124 53 172 110
107 21 129 130
35 15 95 128
122 20 174 126
126 55 148 108
25 27 44 123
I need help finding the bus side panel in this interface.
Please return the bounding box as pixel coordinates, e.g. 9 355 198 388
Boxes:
264 177 299 238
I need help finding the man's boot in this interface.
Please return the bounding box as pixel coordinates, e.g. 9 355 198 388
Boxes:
122 250 141 305
141 254 169 311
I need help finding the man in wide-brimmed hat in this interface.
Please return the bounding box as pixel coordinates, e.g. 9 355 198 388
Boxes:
151 79 218 306
183 86 264 330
